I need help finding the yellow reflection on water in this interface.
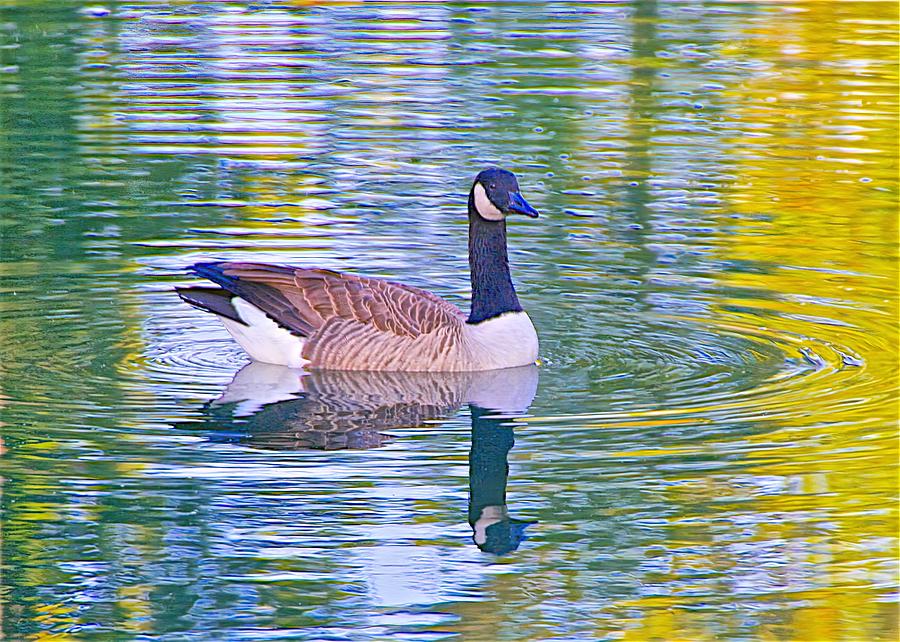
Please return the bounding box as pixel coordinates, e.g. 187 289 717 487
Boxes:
612 2 898 639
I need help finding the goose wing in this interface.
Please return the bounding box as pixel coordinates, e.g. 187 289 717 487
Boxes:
191 261 467 339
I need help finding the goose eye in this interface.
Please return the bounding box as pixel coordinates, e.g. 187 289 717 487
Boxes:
490 183 496 189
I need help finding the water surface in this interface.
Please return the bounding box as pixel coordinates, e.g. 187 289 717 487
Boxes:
1 1 897 640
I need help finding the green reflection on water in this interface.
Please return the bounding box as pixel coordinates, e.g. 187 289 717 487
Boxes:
1 1 897 640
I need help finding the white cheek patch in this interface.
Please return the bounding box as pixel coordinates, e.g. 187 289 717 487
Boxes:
473 182 505 221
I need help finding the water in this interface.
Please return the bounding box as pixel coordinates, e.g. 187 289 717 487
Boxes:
1 1 897 639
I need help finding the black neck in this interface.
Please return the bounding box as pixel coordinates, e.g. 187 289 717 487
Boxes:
467 200 522 324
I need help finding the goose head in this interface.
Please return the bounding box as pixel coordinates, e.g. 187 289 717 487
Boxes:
469 168 539 222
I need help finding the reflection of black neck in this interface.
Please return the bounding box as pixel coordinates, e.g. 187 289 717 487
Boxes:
467 197 522 324
468 406 515 525
468 405 532 555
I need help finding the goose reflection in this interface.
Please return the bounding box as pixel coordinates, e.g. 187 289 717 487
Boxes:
187 362 538 553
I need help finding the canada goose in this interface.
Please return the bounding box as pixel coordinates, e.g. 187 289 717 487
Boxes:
176 168 540 371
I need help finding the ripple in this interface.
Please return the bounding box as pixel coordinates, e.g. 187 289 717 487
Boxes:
133 292 250 393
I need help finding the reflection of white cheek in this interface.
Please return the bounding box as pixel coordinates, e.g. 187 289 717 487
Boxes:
473 505 507 544
473 183 504 220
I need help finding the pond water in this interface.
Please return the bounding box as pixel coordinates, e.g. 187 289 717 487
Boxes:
1 1 897 640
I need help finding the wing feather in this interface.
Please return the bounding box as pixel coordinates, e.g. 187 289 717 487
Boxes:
191 261 466 340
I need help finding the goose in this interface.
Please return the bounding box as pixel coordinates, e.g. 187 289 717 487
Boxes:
176 168 540 371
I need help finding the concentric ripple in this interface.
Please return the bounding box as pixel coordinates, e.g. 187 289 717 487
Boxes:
135 291 250 390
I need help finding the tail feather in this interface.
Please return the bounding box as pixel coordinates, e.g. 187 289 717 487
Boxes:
178 264 310 367
186 261 314 337
176 286 245 325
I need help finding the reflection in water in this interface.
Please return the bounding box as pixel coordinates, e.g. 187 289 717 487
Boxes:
189 363 538 553
468 406 534 555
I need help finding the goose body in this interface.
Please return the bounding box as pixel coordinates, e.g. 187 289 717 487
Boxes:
177 168 540 372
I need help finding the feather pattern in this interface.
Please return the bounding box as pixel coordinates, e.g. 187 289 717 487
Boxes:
188 261 488 371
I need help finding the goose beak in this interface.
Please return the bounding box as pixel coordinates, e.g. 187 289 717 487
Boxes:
507 192 540 218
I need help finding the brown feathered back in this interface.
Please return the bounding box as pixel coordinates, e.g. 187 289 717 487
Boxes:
194 262 471 370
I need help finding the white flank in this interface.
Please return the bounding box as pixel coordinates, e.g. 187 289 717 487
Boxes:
473 182 504 220
464 311 539 370
219 297 309 368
